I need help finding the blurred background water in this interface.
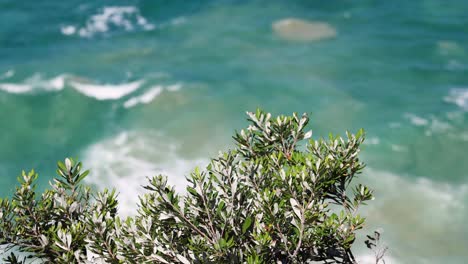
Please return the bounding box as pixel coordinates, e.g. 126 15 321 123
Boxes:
1 0 467 262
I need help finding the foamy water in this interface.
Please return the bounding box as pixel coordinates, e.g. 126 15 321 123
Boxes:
359 169 468 262
445 88 468 111
69 79 143 100
0 74 66 94
124 85 163 108
61 6 155 38
0 74 149 102
82 130 208 216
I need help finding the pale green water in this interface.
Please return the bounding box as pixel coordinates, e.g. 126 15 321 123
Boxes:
1 0 467 262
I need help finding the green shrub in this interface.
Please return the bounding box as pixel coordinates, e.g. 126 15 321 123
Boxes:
0 110 385 263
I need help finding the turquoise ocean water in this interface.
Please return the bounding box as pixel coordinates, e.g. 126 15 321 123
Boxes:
1 0 467 262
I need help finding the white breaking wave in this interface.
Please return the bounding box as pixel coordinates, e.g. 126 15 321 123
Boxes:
0 73 146 101
82 130 208 216
0 83 32 94
61 6 155 38
124 85 163 108
444 88 468 111
123 83 182 108
69 79 143 100
0 74 66 94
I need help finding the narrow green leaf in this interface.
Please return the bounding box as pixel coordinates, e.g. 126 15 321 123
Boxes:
242 216 252 234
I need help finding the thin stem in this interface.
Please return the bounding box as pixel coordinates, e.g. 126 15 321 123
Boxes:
159 192 214 245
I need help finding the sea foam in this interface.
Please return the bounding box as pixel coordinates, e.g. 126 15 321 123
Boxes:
445 88 468 111
0 73 147 102
61 6 155 38
82 130 208 216
360 168 468 262
403 112 454 137
0 74 66 94
0 83 33 94
123 83 181 108
123 85 163 108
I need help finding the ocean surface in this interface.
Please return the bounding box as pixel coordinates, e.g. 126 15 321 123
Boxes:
1 0 467 262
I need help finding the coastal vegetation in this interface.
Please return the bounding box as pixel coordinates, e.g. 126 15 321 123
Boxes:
0 110 385 263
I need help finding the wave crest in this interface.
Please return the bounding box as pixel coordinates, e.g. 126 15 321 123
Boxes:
61 6 155 38
0 74 66 94
69 79 143 100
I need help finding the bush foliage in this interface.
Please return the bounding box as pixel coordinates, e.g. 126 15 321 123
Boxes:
0 110 384 263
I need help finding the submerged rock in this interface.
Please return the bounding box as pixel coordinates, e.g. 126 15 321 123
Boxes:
272 18 337 42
